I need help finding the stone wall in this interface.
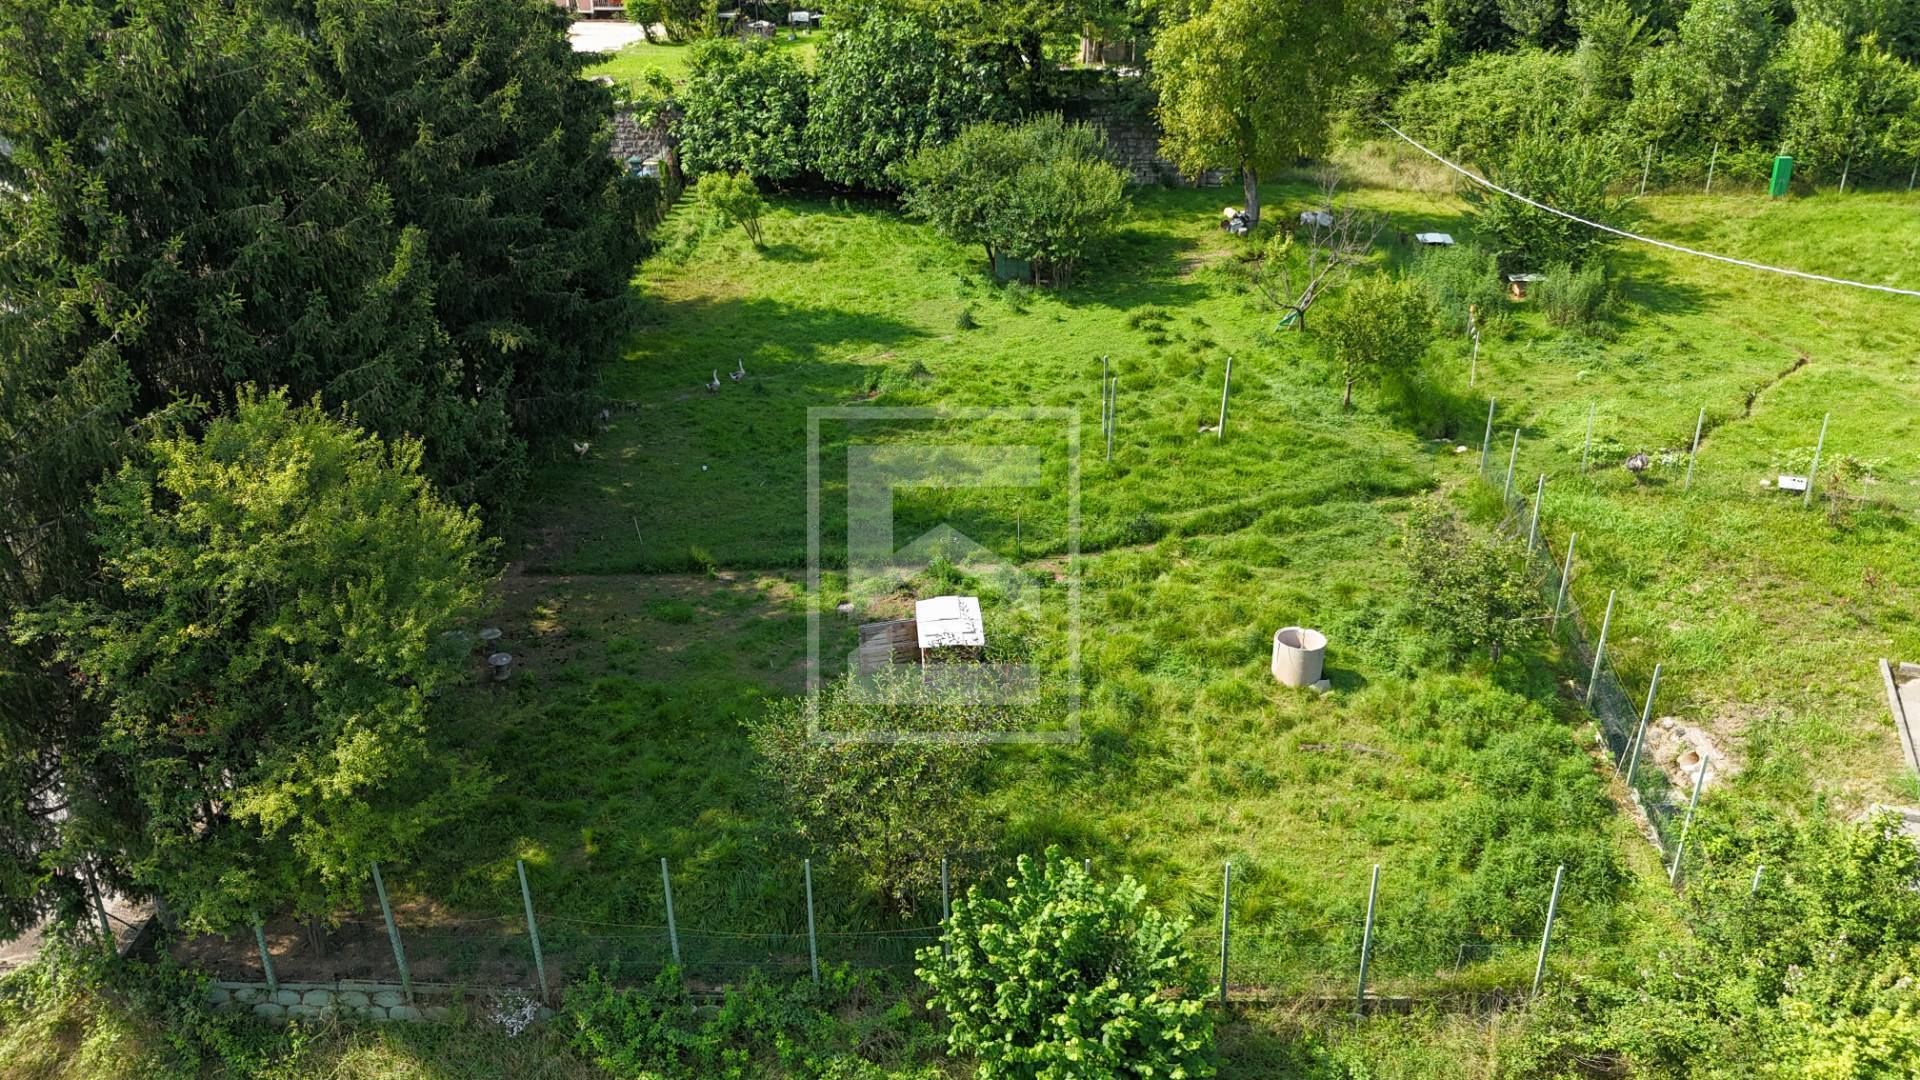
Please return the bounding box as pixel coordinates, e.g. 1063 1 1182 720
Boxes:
206 979 549 1024
1069 99 1225 189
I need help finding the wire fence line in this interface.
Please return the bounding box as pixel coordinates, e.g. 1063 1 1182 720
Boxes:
1476 424 1727 869
167 843 1623 1010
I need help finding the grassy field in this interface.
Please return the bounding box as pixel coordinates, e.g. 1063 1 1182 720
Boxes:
121 151 1918 1075
586 32 818 85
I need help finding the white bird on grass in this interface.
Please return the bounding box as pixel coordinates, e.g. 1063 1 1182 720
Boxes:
573 441 591 459
731 359 746 382
706 370 722 392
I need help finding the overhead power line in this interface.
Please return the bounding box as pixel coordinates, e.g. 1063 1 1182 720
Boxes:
1377 119 1920 300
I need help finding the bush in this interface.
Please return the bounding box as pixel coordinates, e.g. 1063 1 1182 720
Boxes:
1414 242 1507 335
1401 499 1540 663
895 114 1130 286
676 39 810 181
1321 274 1436 410
917 850 1215 1079
1535 261 1610 327
747 672 1023 911
1462 128 1630 273
561 965 945 1079
695 172 767 246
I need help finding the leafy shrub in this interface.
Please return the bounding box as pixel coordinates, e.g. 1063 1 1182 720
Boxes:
1414 242 1506 335
896 115 1130 286
1395 49 1586 162
1462 128 1630 273
676 39 810 181
1535 261 1610 328
748 672 1027 911
1321 274 1436 410
562 965 945 1079
917 850 1215 1079
696 172 768 247
1401 499 1540 663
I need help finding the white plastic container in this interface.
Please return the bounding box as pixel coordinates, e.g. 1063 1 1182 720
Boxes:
1271 627 1327 688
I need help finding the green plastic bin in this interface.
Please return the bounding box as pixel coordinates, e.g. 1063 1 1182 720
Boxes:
1769 155 1794 197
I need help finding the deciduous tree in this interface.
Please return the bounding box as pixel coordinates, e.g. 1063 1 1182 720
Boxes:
1153 0 1392 226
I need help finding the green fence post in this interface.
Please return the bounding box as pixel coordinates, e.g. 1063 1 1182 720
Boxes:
1527 474 1545 551
1669 754 1711 887
660 858 681 969
1584 590 1616 709
1552 533 1577 633
804 858 820 986
1531 865 1566 1000
1804 413 1829 509
1623 663 1662 786
517 860 549 1001
370 862 413 1003
1684 408 1704 491
1503 430 1520 501
1750 864 1765 896
1218 862 1232 1006
1356 864 1380 1015
1480 399 1497 475
253 919 277 993
1217 356 1232 440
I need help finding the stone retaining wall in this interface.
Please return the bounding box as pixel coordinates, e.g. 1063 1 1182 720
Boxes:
206 980 549 1024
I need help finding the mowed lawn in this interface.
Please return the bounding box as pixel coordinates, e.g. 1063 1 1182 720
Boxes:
407 169 1914 1003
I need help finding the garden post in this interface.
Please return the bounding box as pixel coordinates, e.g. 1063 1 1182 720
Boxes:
1684 408 1704 491
661 857 681 967
805 858 820 986
1751 864 1765 896
1527 474 1545 551
1623 663 1662 786
1470 333 1480 388
253 919 277 993
1218 861 1232 1006
1531 864 1565 1000
940 858 951 961
1503 430 1520 502
1804 413 1829 509
1669 754 1711 886
1581 403 1595 474
517 859 549 1001
1552 533 1577 633
1640 144 1652 196
1706 143 1720 194
1585 590 1616 708
1480 399 1496 475
1106 376 1117 464
1217 356 1232 440
370 862 414 1003
1356 865 1380 1014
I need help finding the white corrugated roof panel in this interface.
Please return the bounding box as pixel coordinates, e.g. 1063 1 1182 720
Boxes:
915 596 985 649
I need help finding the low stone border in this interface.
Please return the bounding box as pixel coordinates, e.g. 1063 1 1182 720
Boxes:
207 980 550 1024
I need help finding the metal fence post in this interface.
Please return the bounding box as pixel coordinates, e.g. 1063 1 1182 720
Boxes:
1217 356 1232 440
1503 430 1520 500
660 857 681 968
1527 474 1545 551
1552 532 1577 633
253 919 277 993
940 858 951 961
1106 376 1117 464
1218 862 1232 1006
370 862 414 1003
1706 142 1720 194
1684 408 1704 491
1750 864 1765 896
804 858 820 986
1356 864 1380 1014
1639 144 1652 196
1531 865 1565 1000
1480 399 1497 474
517 859 550 1001
1804 412 1830 508
1668 754 1711 886
1623 662 1662 786
1581 403 1595 473
1584 590 1616 708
